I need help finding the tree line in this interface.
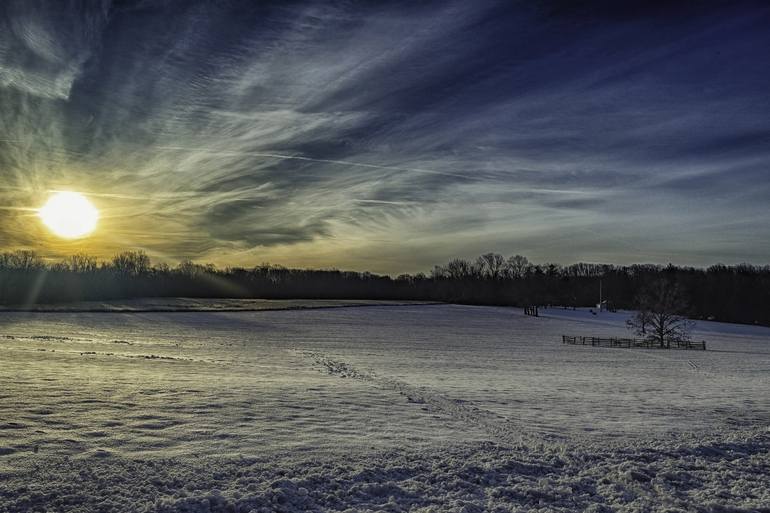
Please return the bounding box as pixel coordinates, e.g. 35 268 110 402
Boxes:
1 250 768 326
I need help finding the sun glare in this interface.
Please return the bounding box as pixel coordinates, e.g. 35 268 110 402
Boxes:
38 191 99 239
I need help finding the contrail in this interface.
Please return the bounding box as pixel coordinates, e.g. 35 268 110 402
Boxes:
153 145 474 180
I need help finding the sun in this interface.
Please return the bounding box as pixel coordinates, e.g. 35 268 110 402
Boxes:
38 191 99 239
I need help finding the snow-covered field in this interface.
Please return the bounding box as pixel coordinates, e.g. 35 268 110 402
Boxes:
0 304 768 512
0 297 434 312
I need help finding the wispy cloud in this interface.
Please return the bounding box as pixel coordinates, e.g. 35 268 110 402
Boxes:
1 1 769 272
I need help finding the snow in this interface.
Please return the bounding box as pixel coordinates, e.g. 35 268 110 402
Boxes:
0 297 434 312
1 304 768 512
540 306 770 339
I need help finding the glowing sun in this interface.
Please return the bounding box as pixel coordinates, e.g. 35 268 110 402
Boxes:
39 191 99 239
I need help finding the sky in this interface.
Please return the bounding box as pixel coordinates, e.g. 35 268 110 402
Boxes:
1 1 769 274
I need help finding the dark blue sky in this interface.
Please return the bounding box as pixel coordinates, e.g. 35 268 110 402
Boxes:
1 1 769 273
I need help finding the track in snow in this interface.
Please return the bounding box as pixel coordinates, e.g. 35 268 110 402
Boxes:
297 349 560 447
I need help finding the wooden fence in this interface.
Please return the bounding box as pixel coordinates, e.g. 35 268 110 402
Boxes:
562 335 706 350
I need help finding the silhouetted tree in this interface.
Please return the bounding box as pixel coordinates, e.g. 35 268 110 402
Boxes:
477 253 506 280
445 258 475 280
112 251 150 276
625 289 652 335
507 254 530 278
1 249 769 327
1 250 44 270
64 253 98 273
177 259 210 277
627 279 694 348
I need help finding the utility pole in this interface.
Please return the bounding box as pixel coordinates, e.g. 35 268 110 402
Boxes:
599 278 603 311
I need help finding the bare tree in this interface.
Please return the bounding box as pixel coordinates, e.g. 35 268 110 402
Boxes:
430 265 447 279
627 309 652 336
445 258 476 280
506 254 530 279
1 250 44 271
627 279 694 348
112 250 151 276
64 253 98 273
477 253 506 280
177 259 204 277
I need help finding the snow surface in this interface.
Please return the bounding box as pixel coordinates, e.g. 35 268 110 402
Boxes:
0 298 434 312
0 304 768 512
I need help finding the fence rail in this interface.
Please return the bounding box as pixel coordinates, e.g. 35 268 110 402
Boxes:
561 335 706 350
